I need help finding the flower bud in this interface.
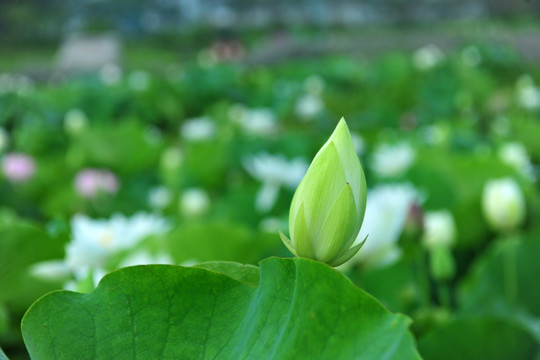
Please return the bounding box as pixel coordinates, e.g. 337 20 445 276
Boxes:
482 178 525 232
280 118 367 266
422 210 456 250
429 246 455 281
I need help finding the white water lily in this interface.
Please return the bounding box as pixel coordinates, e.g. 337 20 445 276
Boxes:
348 183 420 268
371 142 416 178
243 153 308 212
280 118 367 266
482 178 526 232
32 213 171 290
66 212 171 269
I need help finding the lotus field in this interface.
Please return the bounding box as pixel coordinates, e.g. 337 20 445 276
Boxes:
1 43 540 359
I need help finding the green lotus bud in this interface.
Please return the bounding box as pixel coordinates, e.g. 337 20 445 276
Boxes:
482 177 526 233
280 118 367 266
429 246 455 281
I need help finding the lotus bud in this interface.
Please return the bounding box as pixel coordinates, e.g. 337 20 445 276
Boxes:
280 118 367 266
429 246 455 281
422 210 456 250
482 178 525 232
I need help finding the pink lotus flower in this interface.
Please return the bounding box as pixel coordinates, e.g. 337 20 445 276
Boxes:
2 153 36 183
74 168 119 198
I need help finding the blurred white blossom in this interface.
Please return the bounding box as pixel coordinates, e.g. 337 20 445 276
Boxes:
99 63 122 85
498 142 535 180
413 45 444 70
181 117 216 141
348 183 421 268
371 142 416 177
180 188 210 217
236 108 277 136
148 186 173 209
33 213 170 290
243 153 308 212
516 75 540 110
295 94 323 120
67 213 170 269
29 260 72 281
482 178 526 232
422 210 456 249
64 108 88 135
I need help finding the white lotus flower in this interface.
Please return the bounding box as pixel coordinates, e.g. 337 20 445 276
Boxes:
243 153 308 212
66 212 171 269
348 183 420 268
371 142 416 178
482 178 526 232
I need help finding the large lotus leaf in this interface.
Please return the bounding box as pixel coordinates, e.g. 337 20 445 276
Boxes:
459 234 540 316
0 219 64 304
419 316 539 360
22 257 421 360
166 221 274 265
194 261 260 286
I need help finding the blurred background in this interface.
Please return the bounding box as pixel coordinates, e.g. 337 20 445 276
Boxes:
2 1 540 359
